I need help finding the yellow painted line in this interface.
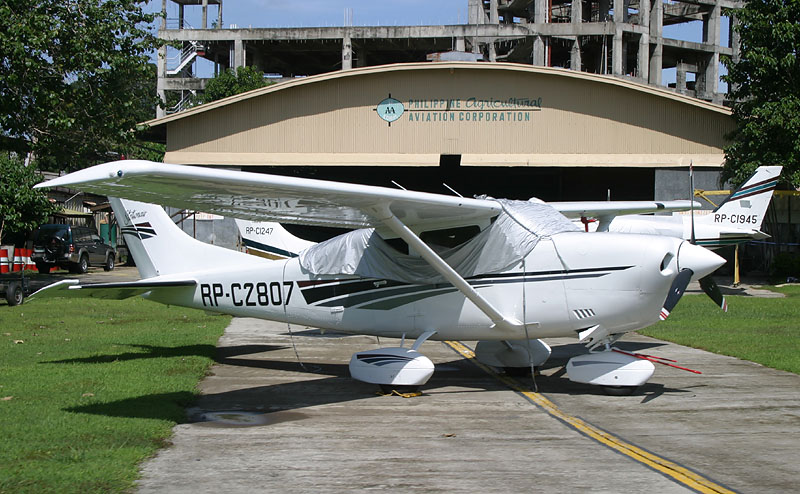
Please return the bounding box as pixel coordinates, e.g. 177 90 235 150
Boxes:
443 340 736 494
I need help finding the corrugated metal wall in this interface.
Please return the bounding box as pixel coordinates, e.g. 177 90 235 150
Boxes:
161 63 734 168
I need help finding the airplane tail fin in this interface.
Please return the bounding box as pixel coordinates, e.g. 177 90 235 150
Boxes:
697 166 782 230
234 219 316 260
110 198 257 279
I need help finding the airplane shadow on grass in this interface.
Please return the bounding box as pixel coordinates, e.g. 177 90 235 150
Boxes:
63 337 695 421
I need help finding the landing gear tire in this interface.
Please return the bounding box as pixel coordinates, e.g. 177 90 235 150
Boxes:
504 366 533 376
5 281 23 306
602 386 637 396
379 384 420 395
103 255 115 272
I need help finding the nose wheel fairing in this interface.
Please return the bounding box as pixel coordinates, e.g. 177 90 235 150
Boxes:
566 350 655 389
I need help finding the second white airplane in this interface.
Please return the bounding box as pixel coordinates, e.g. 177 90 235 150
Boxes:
555 166 782 248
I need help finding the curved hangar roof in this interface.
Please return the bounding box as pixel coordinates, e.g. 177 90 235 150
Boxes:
147 62 734 169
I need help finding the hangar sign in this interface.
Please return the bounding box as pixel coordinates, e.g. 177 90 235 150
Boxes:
375 95 543 125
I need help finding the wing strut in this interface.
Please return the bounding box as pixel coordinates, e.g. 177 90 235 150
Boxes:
372 205 524 333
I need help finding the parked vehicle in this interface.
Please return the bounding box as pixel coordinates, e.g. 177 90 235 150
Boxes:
0 272 30 306
30 224 115 274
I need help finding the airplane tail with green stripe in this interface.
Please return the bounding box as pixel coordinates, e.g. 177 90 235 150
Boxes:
697 166 781 231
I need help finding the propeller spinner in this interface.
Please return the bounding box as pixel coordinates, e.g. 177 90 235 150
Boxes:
660 242 726 320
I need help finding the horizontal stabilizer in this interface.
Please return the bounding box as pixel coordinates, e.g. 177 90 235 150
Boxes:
552 200 701 219
29 279 197 301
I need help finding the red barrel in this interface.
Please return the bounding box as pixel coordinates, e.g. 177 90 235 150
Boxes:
0 249 8 274
12 248 23 272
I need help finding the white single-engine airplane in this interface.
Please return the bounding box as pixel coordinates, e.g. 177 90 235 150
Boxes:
554 166 782 248
32 160 727 394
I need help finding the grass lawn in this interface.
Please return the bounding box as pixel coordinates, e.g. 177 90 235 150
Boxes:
0 297 230 494
640 285 800 375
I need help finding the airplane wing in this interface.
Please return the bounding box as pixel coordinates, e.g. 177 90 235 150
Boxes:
37 160 535 332
37 160 501 232
28 279 197 300
551 200 701 219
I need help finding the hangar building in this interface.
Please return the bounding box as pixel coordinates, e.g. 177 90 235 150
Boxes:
145 62 734 206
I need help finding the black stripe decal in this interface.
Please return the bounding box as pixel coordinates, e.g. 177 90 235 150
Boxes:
300 279 406 304
316 283 451 308
242 238 298 259
300 266 634 308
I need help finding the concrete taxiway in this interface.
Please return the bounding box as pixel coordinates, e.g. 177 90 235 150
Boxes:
136 317 800 493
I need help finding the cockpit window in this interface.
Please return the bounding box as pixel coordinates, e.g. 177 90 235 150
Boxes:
420 225 481 249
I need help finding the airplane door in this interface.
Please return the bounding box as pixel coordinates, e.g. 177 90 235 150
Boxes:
88 233 102 263
522 240 569 332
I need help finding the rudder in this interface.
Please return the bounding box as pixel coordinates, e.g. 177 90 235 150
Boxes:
699 166 782 230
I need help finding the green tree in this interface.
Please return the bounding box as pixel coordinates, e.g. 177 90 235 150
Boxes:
201 67 270 104
0 1 161 171
0 155 58 245
722 0 800 187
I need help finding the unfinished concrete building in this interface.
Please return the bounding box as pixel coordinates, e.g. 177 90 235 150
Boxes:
157 0 742 117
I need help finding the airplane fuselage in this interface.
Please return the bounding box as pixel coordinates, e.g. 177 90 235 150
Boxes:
146 232 684 341
583 214 766 249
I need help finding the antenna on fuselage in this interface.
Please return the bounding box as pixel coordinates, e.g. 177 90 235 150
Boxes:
442 183 463 198
391 180 407 190
690 160 696 244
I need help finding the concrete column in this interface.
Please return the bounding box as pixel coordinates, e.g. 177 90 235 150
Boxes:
487 0 498 59
611 0 623 75
613 0 623 22
178 4 184 29
648 0 663 85
572 0 582 24
468 0 485 24
701 1 721 98
637 34 649 80
570 38 582 71
612 28 623 75
533 36 546 65
638 0 650 80
534 0 547 23
218 1 223 28
202 0 208 29
728 13 740 96
532 0 547 66
639 0 650 28
729 13 740 62
161 0 167 30
156 44 167 118
342 34 352 70
233 38 244 69
676 62 687 94
456 37 466 51
570 0 582 71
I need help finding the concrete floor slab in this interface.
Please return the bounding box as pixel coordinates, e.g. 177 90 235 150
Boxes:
136 318 800 493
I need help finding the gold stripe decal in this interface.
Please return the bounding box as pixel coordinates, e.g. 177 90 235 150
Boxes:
443 340 736 494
